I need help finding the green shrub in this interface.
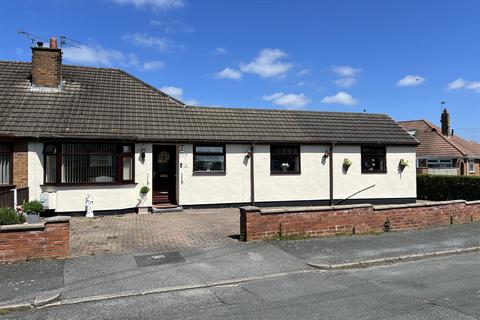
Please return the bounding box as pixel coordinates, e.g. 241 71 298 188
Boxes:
0 208 26 225
417 175 480 201
22 200 44 214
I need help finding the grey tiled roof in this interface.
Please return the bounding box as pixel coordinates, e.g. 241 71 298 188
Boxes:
0 61 417 145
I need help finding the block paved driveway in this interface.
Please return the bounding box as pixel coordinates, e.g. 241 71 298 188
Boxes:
70 208 240 257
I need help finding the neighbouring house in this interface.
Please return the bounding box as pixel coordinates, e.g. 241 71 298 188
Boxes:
399 109 480 176
0 38 419 214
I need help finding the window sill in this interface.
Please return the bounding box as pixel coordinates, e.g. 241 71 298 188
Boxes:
193 171 226 176
41 182 138 187
270 171 301 175
361 171 387 174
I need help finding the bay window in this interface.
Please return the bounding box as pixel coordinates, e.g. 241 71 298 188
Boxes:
43 143 134 184
0 143 11 185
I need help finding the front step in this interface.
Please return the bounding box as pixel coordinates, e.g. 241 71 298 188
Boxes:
152 192 170 204
151 205 183 214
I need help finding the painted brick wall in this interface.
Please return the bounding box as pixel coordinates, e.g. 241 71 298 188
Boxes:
13 143 28 188
240 200 480 241
0 216 70 262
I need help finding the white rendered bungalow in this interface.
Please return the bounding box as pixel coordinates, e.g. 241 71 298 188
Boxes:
0 40 418 214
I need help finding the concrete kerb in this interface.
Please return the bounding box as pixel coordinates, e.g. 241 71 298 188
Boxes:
308 246 480 270
38 269 314 309
0 290 61 314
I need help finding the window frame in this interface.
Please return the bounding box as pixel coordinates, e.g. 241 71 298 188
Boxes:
270 144 301 175
0 143 13 185
192 144 226 175
43 142 135 185
468 160 475 174
361 146 387 174
426 159 454 168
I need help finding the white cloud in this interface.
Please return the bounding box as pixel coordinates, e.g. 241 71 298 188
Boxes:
122 33 172 52
63 45 138 68
333 66 361 77
297 69 311 76
141 60 164 71
149 20 194 33
321 92 358 106
212 47 227 55
184 99 199 105
160 86 198 104
63 44 164 72
467 81 480 92
447 78 480 92
263 92 310 108
215 67 242 80
111 0 184 10
396 75 426 87
160 86 183 98
334 77 357 87
240 48 293 78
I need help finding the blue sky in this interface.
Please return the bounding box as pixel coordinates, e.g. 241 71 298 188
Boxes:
1 0 479 141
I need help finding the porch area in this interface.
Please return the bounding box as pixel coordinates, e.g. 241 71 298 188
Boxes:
69 208 240 257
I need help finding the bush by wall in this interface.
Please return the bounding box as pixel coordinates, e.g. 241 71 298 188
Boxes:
0 208 26 225
417 174 480 201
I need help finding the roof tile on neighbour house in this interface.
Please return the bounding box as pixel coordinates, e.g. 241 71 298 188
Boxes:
0 60 418 145
399 120 480 158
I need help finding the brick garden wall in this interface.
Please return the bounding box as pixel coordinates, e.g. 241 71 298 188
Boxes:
240 200 480 241
0 216 70 263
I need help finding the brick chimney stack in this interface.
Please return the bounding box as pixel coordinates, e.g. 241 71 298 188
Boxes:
441 108 451 136
31 37 62 88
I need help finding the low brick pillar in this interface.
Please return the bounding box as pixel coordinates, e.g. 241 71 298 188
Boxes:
0 216 70 263
468 201 480 222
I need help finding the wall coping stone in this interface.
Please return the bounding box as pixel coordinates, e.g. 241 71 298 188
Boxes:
0 223 45 232
239 206 261 212
260 203 373 215
44 216 71 223
466 200 480 205
374 200 466 211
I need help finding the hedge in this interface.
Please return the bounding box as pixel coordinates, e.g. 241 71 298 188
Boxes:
417 174 480 201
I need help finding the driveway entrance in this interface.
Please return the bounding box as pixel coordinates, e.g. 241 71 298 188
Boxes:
70 208 239 257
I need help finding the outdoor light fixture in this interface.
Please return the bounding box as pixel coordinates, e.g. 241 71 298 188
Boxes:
141 148 146 162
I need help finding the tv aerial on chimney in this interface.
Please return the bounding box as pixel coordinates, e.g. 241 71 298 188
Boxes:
17 30 46 47
59 35 82 48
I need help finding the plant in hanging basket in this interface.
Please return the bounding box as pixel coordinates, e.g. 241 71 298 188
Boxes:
140 186 150 195
399 159 409 171
343 158 352 170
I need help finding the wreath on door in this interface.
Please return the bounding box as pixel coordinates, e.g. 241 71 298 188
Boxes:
158 151 170 163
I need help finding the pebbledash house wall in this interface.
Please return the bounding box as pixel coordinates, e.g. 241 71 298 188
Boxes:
28 142 153 212
26 142 416 212
178 144 416 206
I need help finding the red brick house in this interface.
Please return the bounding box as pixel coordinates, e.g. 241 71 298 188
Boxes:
399 109 480 176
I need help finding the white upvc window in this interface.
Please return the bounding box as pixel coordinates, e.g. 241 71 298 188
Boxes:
426 159 453 168
468 160 475 173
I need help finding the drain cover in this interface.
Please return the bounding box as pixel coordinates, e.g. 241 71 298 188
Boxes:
134 251 185 267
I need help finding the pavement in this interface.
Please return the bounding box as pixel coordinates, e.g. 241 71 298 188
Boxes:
3 253 480 319
0 223 479 315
